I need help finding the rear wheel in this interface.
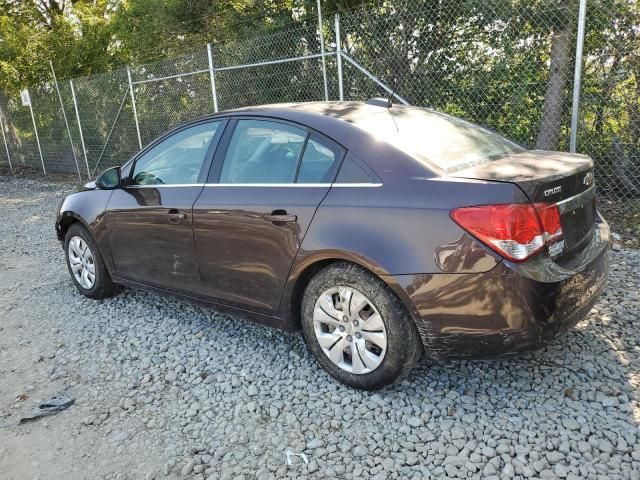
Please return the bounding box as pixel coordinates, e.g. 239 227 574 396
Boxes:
301 262 422 390
64 223 117 299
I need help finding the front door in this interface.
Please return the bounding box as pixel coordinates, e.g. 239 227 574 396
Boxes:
106 120 226 294
193 118 344 315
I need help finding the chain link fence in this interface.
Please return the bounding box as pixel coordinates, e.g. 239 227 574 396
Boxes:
0 0 638 228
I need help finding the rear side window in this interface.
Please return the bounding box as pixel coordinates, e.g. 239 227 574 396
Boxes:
335 153 376 183
296 136 343 183
220 119 306 183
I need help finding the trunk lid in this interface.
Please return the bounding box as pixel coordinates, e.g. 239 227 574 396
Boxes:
450 150 596 258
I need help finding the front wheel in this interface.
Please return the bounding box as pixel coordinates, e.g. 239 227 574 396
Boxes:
64 223 117 299
301 262 422 390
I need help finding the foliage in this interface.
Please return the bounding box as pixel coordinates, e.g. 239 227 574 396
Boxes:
0 0 638 200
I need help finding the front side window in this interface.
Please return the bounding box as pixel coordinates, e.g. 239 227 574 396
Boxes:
220 120 306 183
131 122 220 186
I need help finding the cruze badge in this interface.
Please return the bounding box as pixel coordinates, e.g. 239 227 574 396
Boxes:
544 185 562 196
583 172 594 186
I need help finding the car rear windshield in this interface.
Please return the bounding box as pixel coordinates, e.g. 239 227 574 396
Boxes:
354 107 526 173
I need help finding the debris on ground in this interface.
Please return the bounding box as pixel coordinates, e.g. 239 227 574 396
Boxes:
18 392 75 424
285 450 309 466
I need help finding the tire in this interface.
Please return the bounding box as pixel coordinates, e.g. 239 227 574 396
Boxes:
301 262 422 390
64 223 117 299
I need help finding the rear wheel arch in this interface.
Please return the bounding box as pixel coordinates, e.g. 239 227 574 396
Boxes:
287 256 421 333
289 258 336 331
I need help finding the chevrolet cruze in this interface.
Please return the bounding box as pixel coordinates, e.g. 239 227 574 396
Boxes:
56 101 610 390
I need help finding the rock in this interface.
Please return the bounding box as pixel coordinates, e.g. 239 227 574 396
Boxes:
82 415 96 425
381 457 395 471
181 459 197 476
546 451 564 464
597 439 614 453
110 431 129 443
482 446 496 457
352 445 368 457
407 416 422 428
561 417 580 431
306 439 323 450
443 456 466 466
483 463 497 476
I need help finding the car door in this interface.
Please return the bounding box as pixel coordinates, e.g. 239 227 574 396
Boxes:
106 119 226 294
193 117 345 315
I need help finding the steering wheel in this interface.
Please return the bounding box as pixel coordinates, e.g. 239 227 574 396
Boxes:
133 171 165 185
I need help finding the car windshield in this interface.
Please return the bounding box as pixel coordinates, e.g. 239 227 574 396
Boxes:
353 107 526 173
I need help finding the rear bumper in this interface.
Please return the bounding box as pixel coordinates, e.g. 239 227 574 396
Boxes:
390 216 611 359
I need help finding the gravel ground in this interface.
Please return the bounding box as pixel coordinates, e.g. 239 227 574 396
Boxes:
0 175 639 480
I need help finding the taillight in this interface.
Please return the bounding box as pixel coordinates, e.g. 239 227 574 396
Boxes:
451 203 563 262
534 203 563 243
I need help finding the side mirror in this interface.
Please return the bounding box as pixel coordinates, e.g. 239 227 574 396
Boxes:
96 166 121 190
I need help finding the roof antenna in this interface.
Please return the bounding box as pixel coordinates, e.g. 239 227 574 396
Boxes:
386 76 400 132
386 76 398 108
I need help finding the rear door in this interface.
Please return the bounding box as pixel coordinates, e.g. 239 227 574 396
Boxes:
106 120 226 294
193 117 344 315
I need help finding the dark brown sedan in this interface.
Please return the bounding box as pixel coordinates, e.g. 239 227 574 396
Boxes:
55 101 610 390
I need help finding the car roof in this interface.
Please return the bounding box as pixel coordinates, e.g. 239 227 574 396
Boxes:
179 101 440 179
228 100 395 121
222 101 405 138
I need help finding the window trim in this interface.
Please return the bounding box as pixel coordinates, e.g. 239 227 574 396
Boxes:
124 118 228 188
202 183 382 188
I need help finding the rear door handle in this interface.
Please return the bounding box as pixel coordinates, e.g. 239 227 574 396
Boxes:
166 209 187 224
266 210 297 224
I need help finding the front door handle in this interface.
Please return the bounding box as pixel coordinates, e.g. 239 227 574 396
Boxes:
166 209 187 224
266 209 297 225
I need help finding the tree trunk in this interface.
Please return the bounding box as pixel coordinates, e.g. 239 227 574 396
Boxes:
0 91 19 148
536 22 573 150
628 55 640 147
594 55 620 136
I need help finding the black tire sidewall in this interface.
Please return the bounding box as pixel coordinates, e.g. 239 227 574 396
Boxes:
301 262 421 390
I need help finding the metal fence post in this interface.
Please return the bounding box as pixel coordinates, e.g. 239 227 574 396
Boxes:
127 66 143 150
26 90 46 174
335 14 344 101
0 114 12 170
69 80 91 178
207 43 219 113
317 0 329 101
50 61 82 180
570 0 587 153
340 52 409 105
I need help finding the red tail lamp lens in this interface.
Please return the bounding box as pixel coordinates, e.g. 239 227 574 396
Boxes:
451 203 563 262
